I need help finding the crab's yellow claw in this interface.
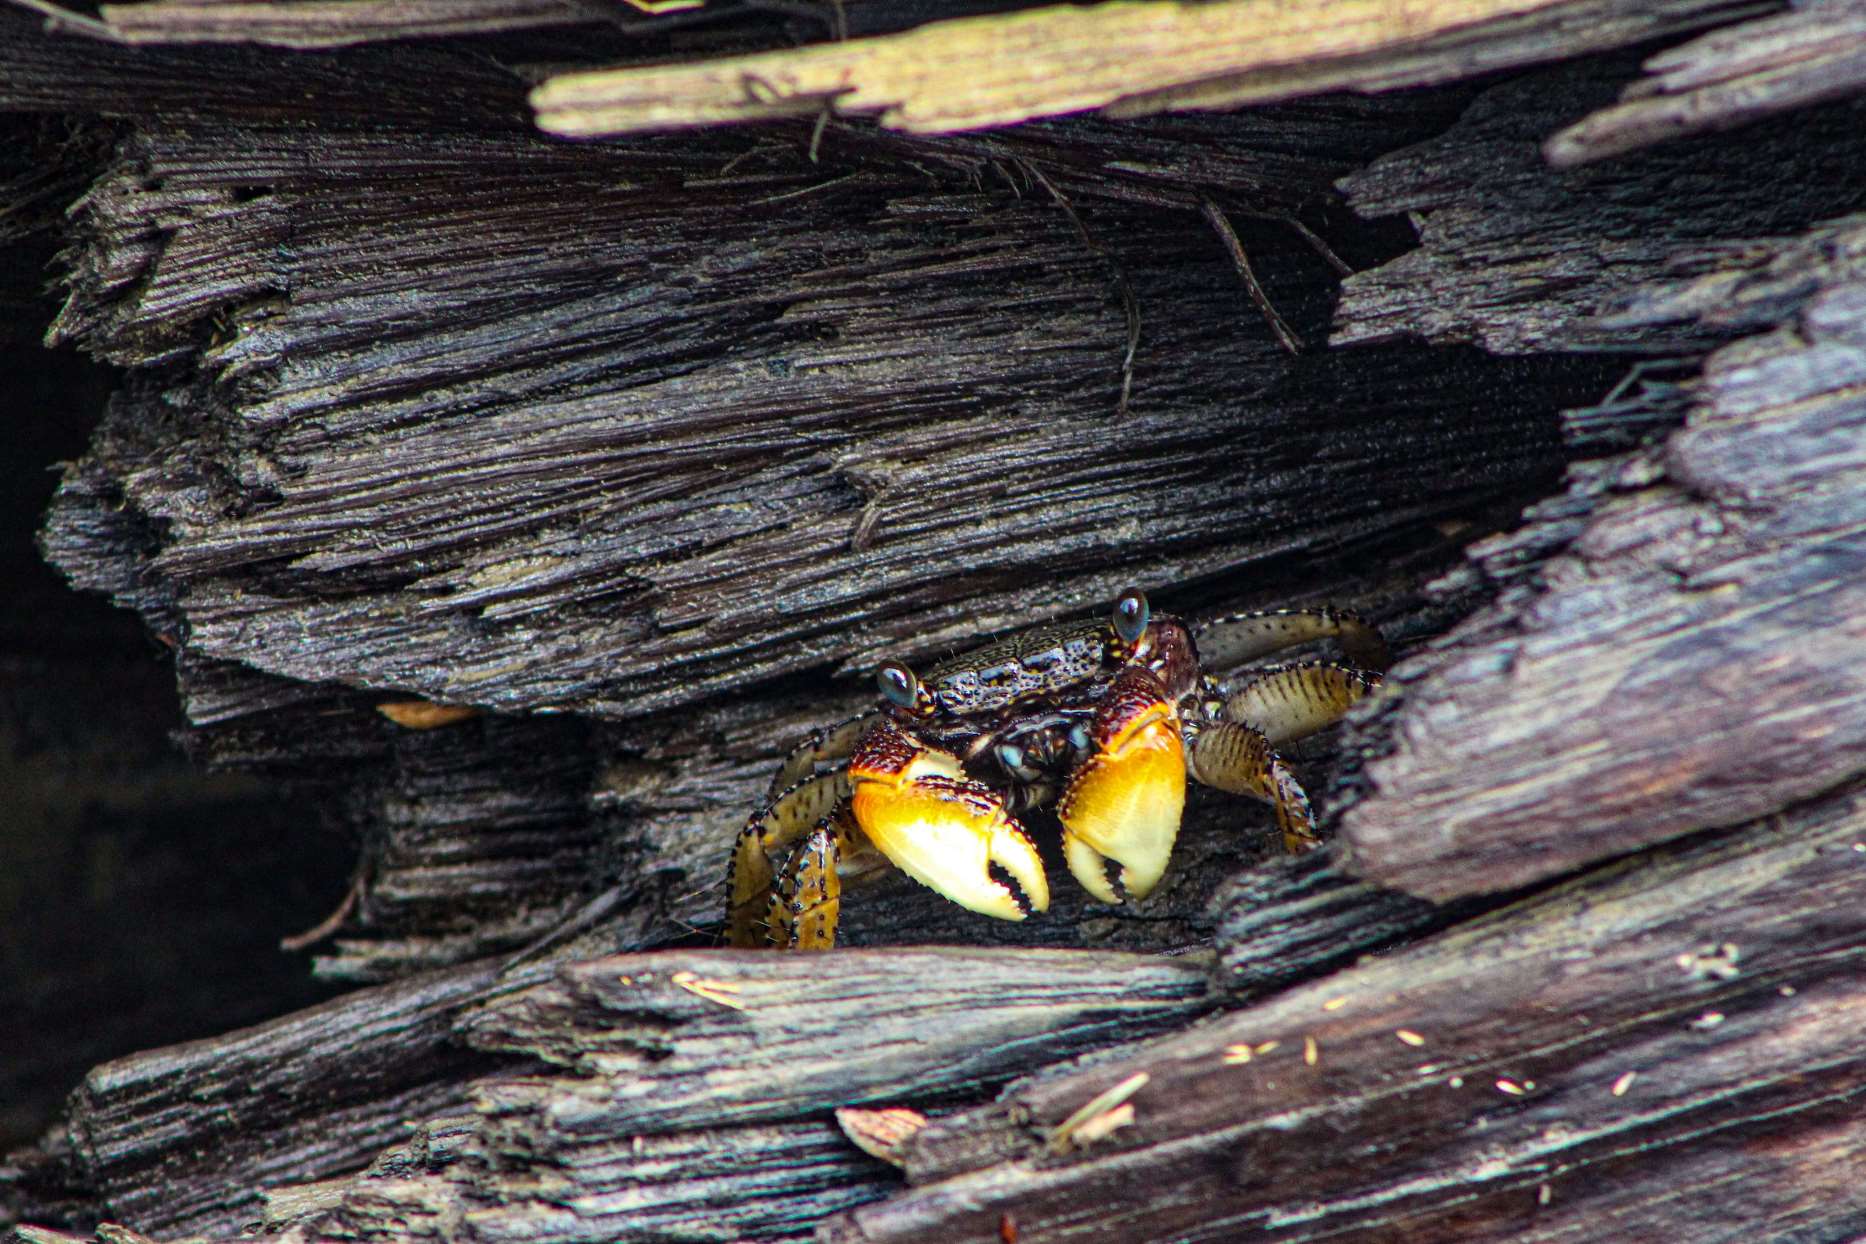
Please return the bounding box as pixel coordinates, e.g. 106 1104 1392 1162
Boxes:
1059 673 1186 904
849 720 1049 920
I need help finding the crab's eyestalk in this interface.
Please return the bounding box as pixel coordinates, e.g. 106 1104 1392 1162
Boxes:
1109 587 1152 660
877 660 934 715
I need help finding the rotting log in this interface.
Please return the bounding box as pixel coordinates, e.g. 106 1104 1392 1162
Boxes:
7 0 1866 1241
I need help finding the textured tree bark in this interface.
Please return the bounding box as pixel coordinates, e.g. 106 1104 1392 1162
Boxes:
6 1 1866 1242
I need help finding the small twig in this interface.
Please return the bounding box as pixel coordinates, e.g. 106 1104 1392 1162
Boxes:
808 107 832 164
1026 162 1141 415
281 868 368 952
753 171 860 206
15 0 124 40
1201 197 1302 355
1276 212 1353 277
500 883 629 970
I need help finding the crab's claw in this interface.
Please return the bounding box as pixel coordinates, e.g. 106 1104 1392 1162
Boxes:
849 719 1049 920
1058 669 1187 904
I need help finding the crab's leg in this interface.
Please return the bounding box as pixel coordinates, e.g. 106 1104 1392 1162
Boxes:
849 718 1049 921
1184 720 1319 854
768 711 874 799
1057 666 1187 904
726 768 852 948
764 805 863 950
1224 662 1383 747
1196 607 1389 674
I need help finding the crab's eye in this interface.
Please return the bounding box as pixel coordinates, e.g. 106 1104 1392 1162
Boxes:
877 661 921 710
1112 588 1150 647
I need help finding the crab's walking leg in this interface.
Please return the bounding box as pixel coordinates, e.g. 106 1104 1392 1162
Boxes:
1185 720 1319 854
764 805 863 950
726 768 852 948
1058 666 1187 904
1197 607 1389 674
849 719 1049 921
768 711 874 798
1224 662 1383 746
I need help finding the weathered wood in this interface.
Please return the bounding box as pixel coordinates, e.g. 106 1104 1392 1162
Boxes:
97 0 590 47
14 7 1586 722
3 947 1213 1240
0 132 350 1152
1334 61 1866 354
4 959 522 1237
1546 0 1866 167
461 948 1214 1132
296 1116 898 1244
124 524 1465 984
6 0 1594 982
1338 218 1866 900
825 784 1866 1241
1208 848 1499 1001
12 4 1866 1242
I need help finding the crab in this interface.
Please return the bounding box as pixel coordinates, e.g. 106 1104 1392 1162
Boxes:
726 588 1388 949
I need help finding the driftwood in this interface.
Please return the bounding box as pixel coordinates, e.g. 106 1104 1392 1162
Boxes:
6 0 1866 1241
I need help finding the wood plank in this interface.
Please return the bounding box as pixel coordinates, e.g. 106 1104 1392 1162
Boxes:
1208 848 1498 1000
97 0 591 48
15 960 518 1236
3 947 1211 1239
459 947 1215 1134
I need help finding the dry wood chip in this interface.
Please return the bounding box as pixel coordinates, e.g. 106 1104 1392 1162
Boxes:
1047 1071 1149 1153
375 700 482 730
670 970 748 1010
836 1106 929 1167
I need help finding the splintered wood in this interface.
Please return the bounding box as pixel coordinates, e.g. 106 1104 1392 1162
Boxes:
530 0 1753 136
1338 211 1866 900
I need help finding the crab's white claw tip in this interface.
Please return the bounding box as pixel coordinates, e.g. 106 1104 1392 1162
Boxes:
1063 832 1123 905
990 821 1050 914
